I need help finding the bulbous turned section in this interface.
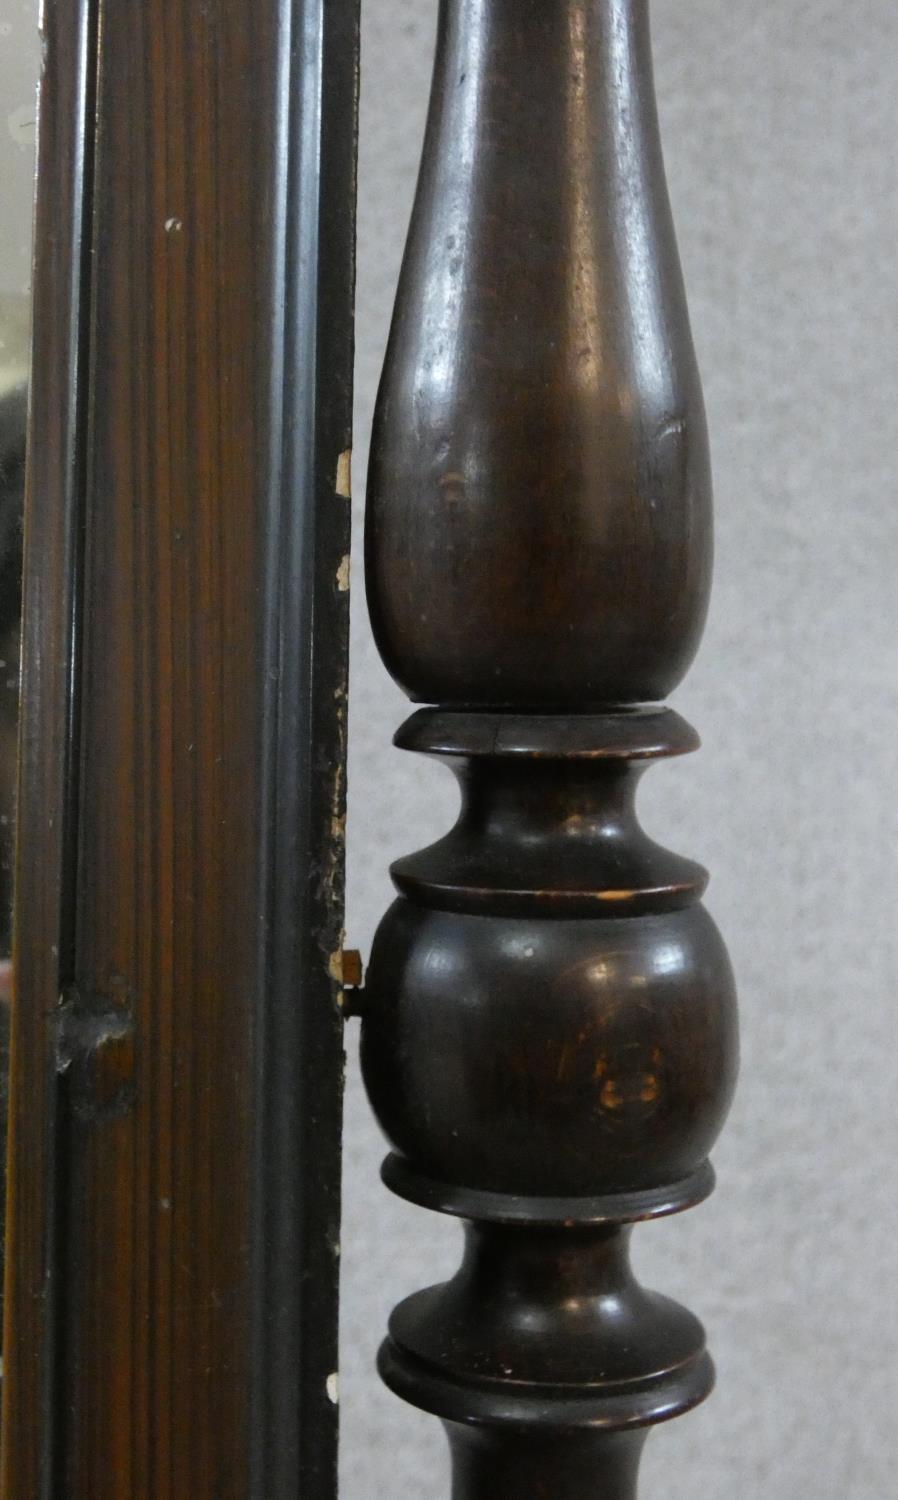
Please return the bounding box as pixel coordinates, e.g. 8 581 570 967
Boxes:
366 0 711 708
364 900 736 1199
361 709 738 1202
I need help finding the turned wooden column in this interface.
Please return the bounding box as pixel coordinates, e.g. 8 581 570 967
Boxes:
361 1 737 1495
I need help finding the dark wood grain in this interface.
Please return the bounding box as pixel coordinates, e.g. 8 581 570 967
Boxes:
360 2 737 1496
1 2 358 1496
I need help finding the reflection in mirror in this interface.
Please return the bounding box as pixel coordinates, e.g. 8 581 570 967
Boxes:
0 0 40 1337
0 386 24 972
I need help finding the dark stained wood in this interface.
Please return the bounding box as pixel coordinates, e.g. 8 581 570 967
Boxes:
1 1 358 1496
360 1 737 1495
366 0 712 709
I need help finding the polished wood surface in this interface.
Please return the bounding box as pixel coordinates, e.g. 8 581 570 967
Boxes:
366 0 711 709
361 1 737 1495
1 2 358 1496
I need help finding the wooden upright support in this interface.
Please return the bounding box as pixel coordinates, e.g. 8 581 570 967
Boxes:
1 3 358 1495
361 2 738 1494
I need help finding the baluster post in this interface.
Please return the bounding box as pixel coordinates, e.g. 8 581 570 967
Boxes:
361 1 737 1494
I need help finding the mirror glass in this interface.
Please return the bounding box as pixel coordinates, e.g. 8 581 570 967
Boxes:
0 0 39 1316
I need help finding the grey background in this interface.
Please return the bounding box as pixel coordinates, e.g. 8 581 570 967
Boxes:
343 2 898 1497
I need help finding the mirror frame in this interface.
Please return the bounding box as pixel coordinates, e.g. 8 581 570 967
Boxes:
1 3 358 1495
